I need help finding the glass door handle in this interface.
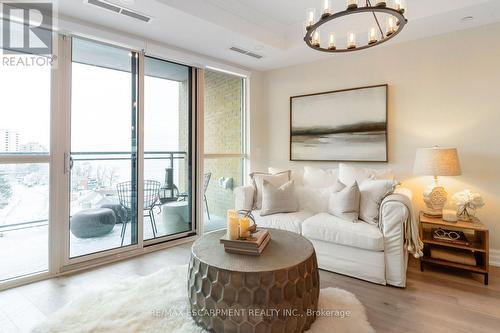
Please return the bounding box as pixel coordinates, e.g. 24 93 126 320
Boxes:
64 153 74 174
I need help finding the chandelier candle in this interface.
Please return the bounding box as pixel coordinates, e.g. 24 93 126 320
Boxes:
375 0 387 7
347 0 358 10
312 30 321 47
368 27 378 44
347 32 356 49
306 8 316 29
395 0 405 14
328 33 336 50
386 17 396 36
322 0 332 18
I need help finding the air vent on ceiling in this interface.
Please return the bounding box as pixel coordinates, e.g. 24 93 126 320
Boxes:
230 46 263 59
85 0 152 23
120 9 151 22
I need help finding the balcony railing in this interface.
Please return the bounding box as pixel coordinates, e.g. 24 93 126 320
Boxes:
71 151 187 162
0 151 188 232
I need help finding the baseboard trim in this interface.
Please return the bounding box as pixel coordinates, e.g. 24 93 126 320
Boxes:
490 249 500 267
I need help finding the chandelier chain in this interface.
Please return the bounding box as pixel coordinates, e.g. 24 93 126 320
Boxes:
366 0 384 36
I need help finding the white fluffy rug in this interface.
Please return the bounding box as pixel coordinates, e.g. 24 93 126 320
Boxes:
33 266 374 333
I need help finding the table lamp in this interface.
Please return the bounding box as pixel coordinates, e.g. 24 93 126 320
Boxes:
413 147 461 217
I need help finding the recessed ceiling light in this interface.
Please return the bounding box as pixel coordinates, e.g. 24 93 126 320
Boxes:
254 45 264 51
461 16 474 22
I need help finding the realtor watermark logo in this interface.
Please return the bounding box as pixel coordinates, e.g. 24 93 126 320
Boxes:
2 1 53 54
1 1 55 66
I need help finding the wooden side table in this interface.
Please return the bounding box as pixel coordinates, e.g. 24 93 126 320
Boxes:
419 212 489 285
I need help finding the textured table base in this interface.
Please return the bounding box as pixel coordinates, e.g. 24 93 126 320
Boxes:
188 252 320 333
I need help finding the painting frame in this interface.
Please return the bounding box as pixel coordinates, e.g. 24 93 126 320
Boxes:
289 84 388 162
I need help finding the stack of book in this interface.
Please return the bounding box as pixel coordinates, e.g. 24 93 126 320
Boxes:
220 229 270 256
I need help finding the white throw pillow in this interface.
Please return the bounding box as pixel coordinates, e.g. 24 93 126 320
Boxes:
338 163 394 185
260 180 298 216
303 166 338 188
296 179 345 214
328 181 360 222
250 171 290 210
359 180 398 225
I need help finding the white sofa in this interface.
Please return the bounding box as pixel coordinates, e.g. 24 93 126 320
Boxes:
234 168 412 287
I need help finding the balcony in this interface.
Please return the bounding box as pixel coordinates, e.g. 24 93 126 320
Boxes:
0 210 225 282
0 151 227 281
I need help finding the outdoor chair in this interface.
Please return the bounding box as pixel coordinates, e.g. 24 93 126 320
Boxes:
116 180 161 245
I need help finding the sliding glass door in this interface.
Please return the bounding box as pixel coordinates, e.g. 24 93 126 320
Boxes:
69 38 139 258
143 56 193 241
66 39 195 260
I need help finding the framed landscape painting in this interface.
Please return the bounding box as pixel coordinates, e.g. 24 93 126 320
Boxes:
290 84 388 162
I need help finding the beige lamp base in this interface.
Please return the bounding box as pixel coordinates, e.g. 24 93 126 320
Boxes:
423 181 448 217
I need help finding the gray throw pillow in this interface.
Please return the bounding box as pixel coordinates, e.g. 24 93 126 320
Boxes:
328 181 360 222
260 180 298 216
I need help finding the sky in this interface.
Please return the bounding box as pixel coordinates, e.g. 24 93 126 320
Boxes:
0 53 51 149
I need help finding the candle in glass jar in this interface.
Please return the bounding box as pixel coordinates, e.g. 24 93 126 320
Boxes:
394 0 405 14
347 0 357 10
239 217 251 239
306 8 316 28
312 29 321 47
322 0 332 18
328 33 336 50
227 210 239 240
386 17 396 36
442 209 458 222
347 32 356 49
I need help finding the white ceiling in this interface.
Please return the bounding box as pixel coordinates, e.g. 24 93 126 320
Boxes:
57 0 500 71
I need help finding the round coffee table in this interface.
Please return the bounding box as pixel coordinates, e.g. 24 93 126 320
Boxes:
188 229 320 333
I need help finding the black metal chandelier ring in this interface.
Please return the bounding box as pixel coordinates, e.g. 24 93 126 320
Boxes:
304 6 407 53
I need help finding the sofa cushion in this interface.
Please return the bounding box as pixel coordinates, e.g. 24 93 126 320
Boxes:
268 167 303 186
302 213 384 251
303 166 338 189
295 180 344 214
253 210 314 234
338 163 394 185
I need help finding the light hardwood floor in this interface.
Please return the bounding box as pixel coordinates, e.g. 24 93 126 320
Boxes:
1 242 499 332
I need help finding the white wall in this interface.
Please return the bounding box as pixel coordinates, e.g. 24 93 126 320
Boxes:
253 23 500 252
249 72 268 173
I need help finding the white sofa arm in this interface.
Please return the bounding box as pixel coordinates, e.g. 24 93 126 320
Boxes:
234 186 255 211
379 187 412 287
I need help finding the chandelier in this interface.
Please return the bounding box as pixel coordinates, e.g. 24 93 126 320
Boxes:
304 0 408 53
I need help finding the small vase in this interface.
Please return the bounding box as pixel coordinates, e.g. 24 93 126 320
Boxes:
457 206 475 222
